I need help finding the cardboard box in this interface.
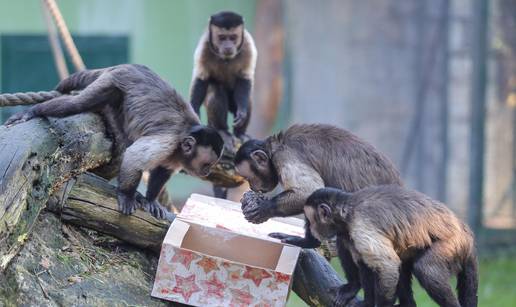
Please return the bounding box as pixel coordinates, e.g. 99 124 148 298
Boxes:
151 194 304 306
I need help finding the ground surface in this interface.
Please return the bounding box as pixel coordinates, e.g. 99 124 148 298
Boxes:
287 254 516 306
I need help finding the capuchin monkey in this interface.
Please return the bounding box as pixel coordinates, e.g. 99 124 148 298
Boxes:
190 11 257 199
5 64 224 219
190 11 257 140
234 124 402 305
306 186 478 307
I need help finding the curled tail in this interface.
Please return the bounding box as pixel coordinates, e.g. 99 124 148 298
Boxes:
457 252 478 307
55 68 103 93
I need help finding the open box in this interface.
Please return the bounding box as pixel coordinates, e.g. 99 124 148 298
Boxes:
151 194 304 306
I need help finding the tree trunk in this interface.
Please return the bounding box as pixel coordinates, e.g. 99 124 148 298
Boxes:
0 114 112 270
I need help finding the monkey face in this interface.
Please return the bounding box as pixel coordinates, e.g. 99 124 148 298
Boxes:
235 152 278 193
304 204 337 241
210 25 243 60
180 137 221 177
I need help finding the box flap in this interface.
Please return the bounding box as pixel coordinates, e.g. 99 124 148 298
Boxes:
163 219 190 247
276 245 301 275
178 193 305 242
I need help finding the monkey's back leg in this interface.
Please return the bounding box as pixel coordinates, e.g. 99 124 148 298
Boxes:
205 84 231 199
412 241 461 307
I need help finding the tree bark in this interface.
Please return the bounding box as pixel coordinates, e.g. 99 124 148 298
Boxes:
48 172 349 306
0 114 112 270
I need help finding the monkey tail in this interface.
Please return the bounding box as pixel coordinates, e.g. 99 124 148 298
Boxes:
457 252 479 307
55 69 103 93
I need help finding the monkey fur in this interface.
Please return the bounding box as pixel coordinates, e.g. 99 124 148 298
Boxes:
305 186 478 307
5 64 224 219
234 123 402 304
190 11 257 139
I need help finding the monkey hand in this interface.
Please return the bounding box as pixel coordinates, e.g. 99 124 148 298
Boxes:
4 110 35 127
233 108 249 131
145 200 169 220
268 233 322 248
241 191 265 210
242 196 276 224
330 283 361 307
117 191 139 215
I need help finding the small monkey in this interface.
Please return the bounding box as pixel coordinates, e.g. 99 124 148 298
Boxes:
5 64 224 219
306 186 478 307
190 11 257 140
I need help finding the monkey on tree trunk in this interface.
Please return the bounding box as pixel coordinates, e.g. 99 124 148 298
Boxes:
305 186 478 307
190 11 257 199
234 124 403 305
5 64 224 219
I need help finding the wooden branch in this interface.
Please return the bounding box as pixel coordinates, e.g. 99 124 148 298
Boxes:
0 114 112 270
47 172 351 306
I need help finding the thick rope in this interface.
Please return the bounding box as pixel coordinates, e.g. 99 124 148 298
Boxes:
0 91 62 107
43 0 86 71
41 0 69 81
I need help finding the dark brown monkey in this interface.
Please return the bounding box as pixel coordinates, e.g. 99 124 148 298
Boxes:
5 64 224 219
234 123 402 304
190 11 257 139
305 186 478 307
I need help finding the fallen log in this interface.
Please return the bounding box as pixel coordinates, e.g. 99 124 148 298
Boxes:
47 172 350 306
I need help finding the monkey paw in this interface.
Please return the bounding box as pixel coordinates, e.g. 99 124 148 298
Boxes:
241 191 265 210
242 197 275 224
145 200 169 220
117 192 139 215
4 110 35 127
331 284 361 307
268 233 321 248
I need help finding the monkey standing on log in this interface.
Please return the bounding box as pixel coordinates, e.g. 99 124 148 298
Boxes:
5 64 224 219
190 11 257 198
305 186 478 307
234 124 403 305
190 11 257 140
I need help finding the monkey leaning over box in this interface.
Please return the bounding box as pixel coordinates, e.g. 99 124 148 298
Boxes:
5 64 224 219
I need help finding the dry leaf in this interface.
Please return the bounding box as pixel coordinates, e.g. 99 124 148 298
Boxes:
68 275 82 284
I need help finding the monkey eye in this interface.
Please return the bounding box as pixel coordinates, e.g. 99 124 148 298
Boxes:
219 35 227 40
229 35 237 41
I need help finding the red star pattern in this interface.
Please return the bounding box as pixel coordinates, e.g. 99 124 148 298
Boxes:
229 285 254 307
202 273 226 299
274 272 291 283
172 274 201 302
243 266 272 287
171 249 199 269
227 268 242 282
196 256 219 274
266 280 279 292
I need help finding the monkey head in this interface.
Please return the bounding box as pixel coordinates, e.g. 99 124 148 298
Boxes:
179 125 224 177
305 188 351 241
209 11 244 60
234 139 279 193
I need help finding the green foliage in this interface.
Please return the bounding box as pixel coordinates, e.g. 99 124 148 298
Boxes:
287 254 516 306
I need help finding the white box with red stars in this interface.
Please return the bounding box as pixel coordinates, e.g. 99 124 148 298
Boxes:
151 194 304 306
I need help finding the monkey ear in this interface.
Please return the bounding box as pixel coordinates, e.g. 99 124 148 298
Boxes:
181 136 196 155
317 203 332 222
250 150 269 168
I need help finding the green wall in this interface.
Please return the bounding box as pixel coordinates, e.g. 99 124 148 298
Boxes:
0 0 256 97
0 0 256 199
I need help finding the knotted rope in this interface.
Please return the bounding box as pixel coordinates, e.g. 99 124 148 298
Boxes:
0 91 62 107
